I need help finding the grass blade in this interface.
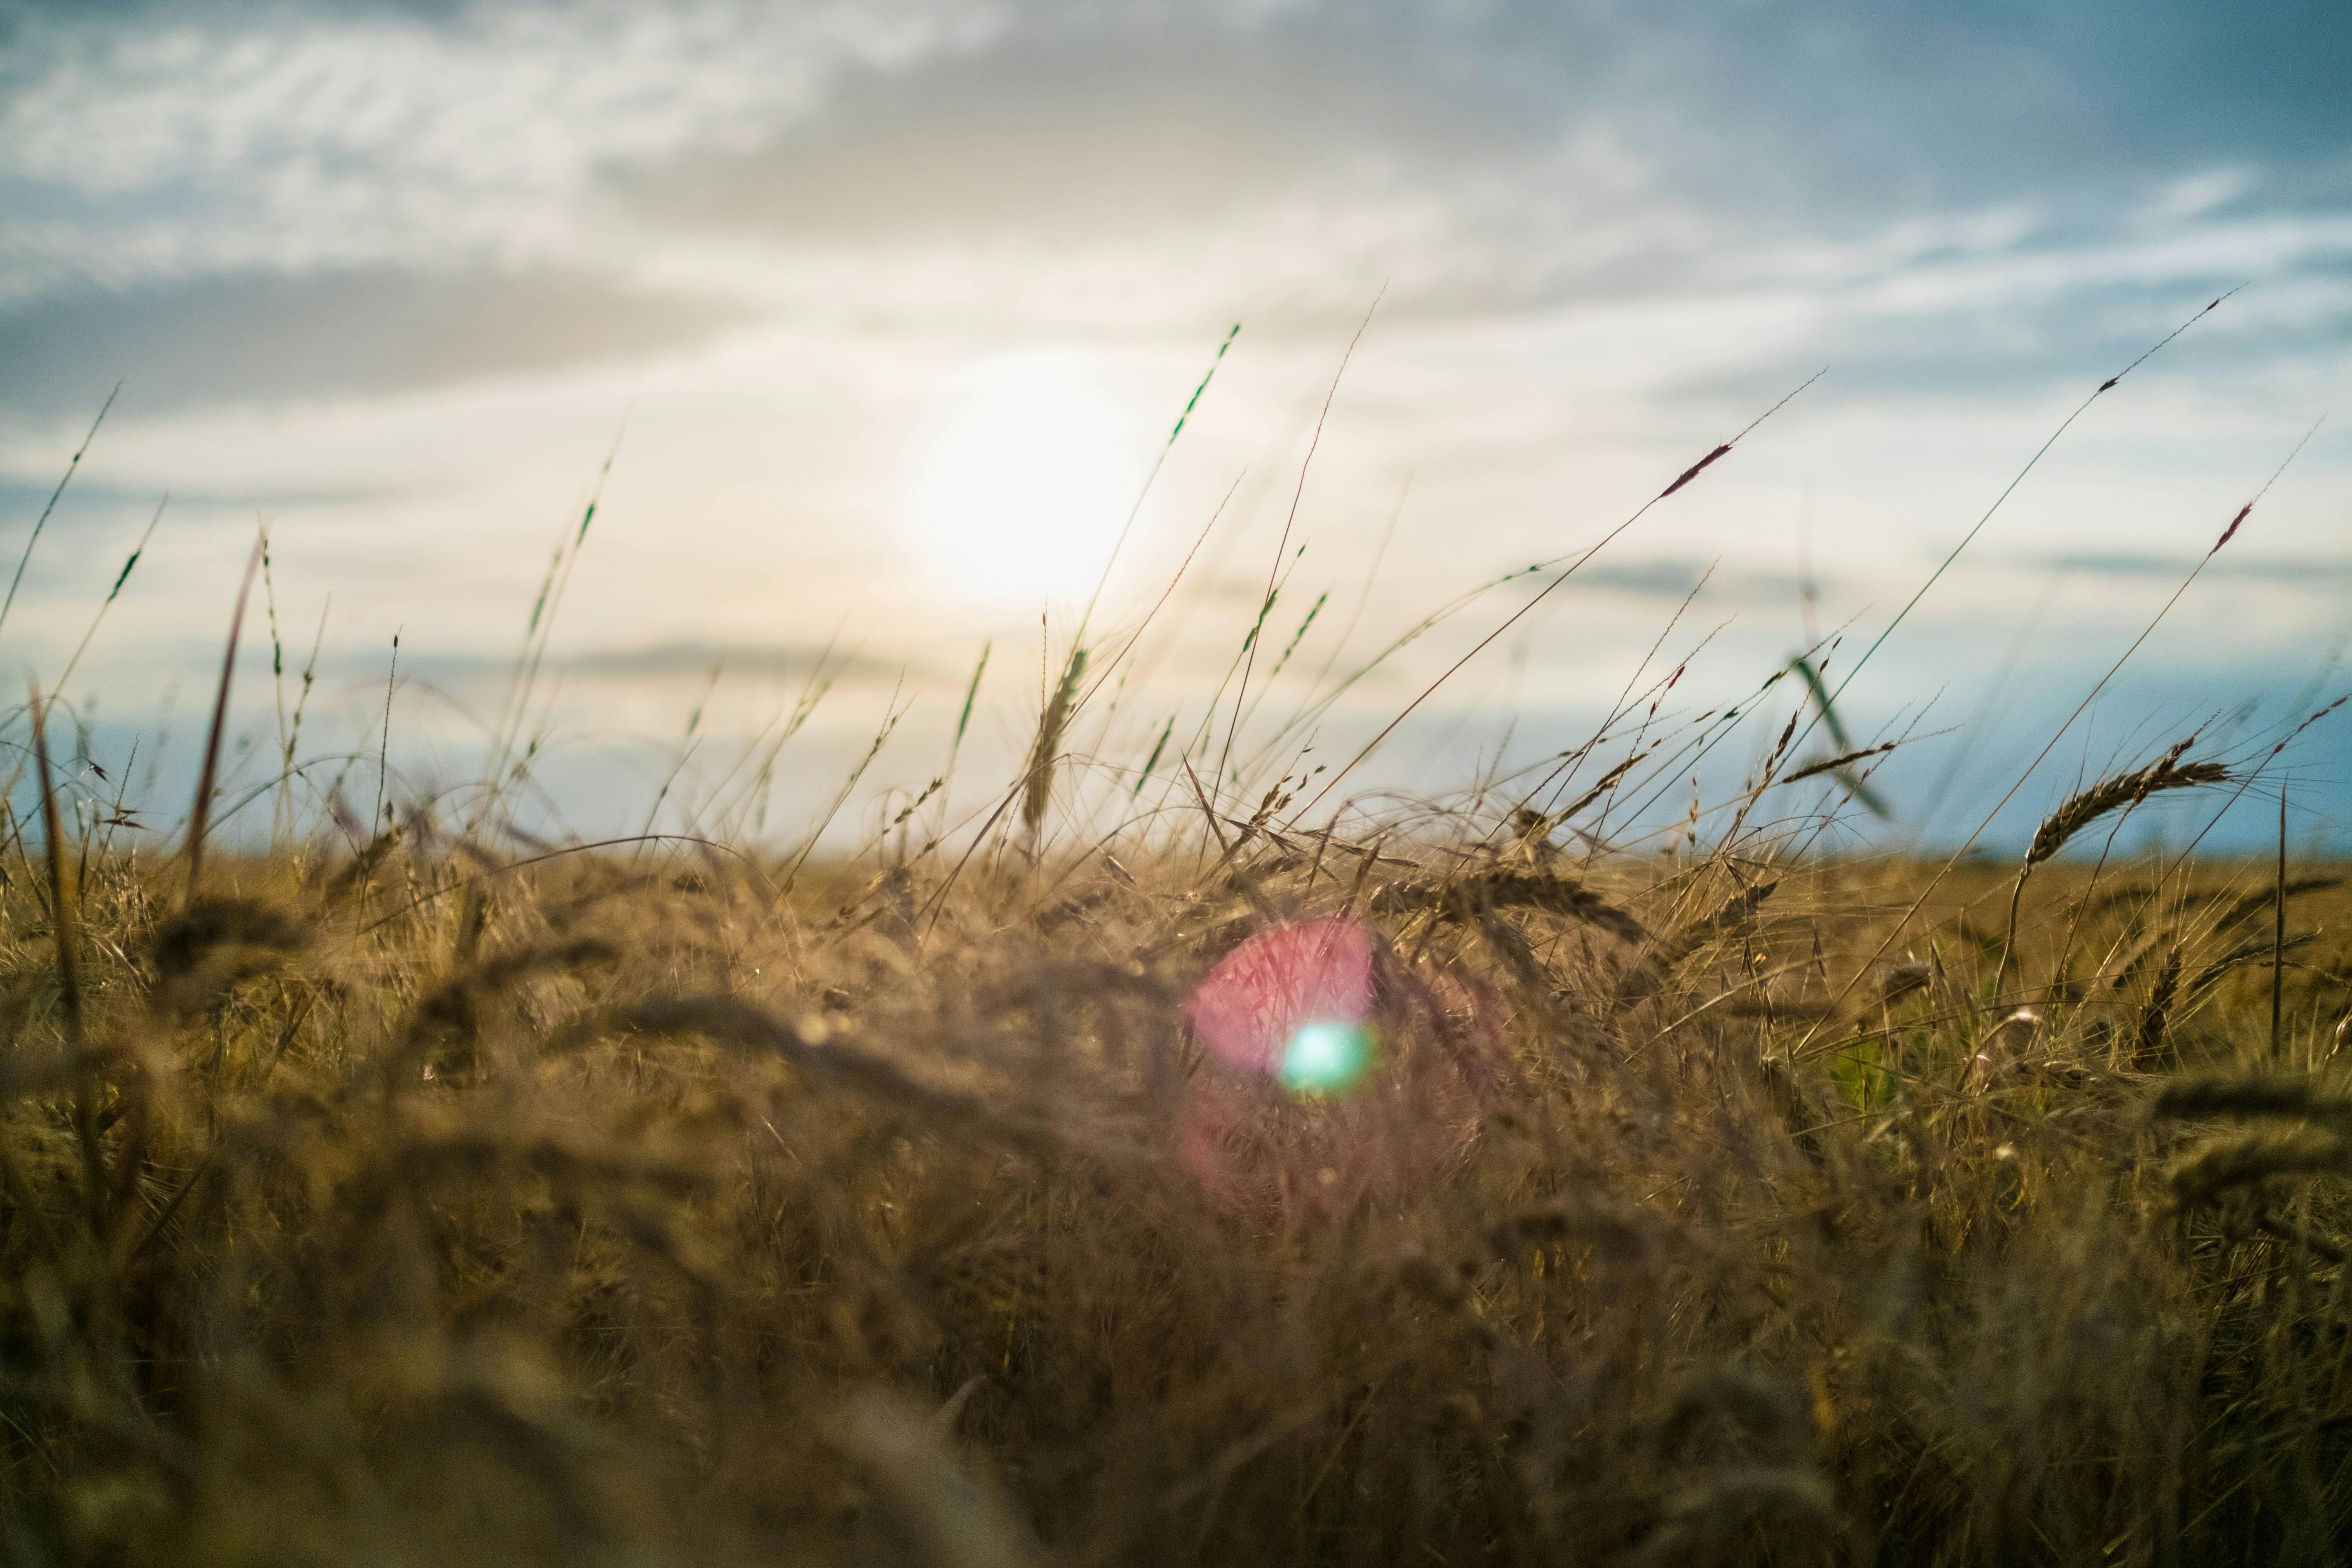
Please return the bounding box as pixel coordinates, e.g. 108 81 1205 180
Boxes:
186 529 267 901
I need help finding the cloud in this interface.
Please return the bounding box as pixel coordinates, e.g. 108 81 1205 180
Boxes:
610 72 1314 247
0 0 1007 301
599 1 1605 243
2034 551 2352 584
0 265 749 415
0 475 371 520
1499 556 1808 607
376 638 922 688
5 0 2348 354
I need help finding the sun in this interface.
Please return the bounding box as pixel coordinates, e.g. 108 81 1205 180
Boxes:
906 352 1144 605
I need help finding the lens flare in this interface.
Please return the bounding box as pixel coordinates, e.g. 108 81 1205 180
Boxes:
1185 918 1376 1079
1177 921 1510 1218
1278 1019 1376 1096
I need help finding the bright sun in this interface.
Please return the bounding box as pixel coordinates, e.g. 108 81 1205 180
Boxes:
907 352 1143 604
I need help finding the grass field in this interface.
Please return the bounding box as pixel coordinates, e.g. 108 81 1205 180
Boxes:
5 334 2350 1563
3 709 2350 1565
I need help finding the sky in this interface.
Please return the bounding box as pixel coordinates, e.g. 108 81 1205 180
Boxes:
1 0 2347 853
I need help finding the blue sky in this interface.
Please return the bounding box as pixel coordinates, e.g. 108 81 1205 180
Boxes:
1 0 2346 850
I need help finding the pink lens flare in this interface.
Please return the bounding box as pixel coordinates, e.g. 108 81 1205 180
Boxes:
1183 917 1376 1079
1177 918 1512 1218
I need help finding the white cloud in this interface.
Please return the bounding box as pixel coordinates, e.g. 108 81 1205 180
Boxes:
0 0 1006 293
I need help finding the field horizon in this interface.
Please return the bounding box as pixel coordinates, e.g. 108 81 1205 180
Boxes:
11 4 2352 1561
5 518 2352 1561
6 273 2352 1560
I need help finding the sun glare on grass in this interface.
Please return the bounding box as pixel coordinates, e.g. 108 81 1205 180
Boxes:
906 351 1143 604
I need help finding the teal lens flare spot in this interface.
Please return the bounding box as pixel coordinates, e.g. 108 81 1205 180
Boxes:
1277 1020 1375 1096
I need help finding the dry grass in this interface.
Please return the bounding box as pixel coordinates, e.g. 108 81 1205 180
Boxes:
4 314 2347 1563
2 790 2349 1566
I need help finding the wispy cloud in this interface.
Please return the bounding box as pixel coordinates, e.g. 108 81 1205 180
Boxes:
2034 551 2352 584
0 264 749 414
379 638 922 686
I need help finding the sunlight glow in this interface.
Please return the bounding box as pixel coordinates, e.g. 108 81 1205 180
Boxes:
906 352 1142 603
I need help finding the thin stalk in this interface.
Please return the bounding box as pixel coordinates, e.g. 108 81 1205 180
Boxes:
1221 291 1380 786
185 531 267 902
1799 289 2239 757
282 595 331 849
1791 420 2319 1058
53 492 167 698
0 385 118 644
28 682 101 1234
2274 778 2288 1055
1069 322 1240 655
485 417 627 804
1292 369 1824 827
261 535 290 845
375 631 401 832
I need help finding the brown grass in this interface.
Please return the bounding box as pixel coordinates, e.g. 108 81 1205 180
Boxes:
6 307 2349 1564
2 790 2350 1565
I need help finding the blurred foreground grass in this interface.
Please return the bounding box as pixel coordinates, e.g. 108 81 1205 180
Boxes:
3 810 2349 1566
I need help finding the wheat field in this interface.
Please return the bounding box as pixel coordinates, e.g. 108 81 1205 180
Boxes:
3 657 2349 1566
5 321 2351 1564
